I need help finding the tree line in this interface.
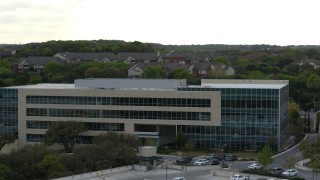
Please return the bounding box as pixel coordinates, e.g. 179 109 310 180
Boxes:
0 121 141 180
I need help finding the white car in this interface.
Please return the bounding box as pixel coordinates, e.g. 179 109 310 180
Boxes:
282 169 298 176
230 174 248 180
172 177 185 180
193 159 209 166
248 162 263 169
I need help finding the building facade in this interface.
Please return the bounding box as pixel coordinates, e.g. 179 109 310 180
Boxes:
0 78 288 151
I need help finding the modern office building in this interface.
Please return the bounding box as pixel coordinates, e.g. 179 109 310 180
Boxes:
0 78 288 151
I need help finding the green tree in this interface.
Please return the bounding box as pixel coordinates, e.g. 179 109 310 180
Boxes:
176 132 186 149
85 67 103 78
0 144 56 180
288 101 304 136
44 121 87 153
282 155 296 170
141 66 166 79
0 134 15 151
44 61 63 75
0 67 14 79
306 74 320 92
257 145 273 168
299 139 314 159
212 56 231 66
38 154 72 179
0 163 16 180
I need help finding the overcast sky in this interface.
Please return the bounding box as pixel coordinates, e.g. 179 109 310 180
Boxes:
1 0 320 46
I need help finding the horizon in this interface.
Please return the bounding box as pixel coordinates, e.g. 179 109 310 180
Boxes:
1 0 320 46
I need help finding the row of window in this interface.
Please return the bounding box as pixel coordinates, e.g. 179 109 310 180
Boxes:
26 108 211 121
26 134 93 143
178 87 279 96
26 96 211 107
26 121 124 131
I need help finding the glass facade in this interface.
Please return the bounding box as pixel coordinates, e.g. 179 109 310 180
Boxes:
26 134 93 144
26 121 124 131
26 96 210 107
26 108 210 121
178 86 288 151
0 88 18 137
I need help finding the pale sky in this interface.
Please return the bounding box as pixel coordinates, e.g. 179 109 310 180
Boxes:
1 0 320 46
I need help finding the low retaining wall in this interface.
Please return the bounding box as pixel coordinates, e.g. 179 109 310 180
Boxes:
53 165 134 180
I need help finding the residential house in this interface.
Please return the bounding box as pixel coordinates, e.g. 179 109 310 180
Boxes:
191 63 215 77
294 58 320 70
128 63 160 78
119 53 159 64
54 52 117 63
54 52 160 64
13 56 65 74
0 50 15 59
128 63 149 78
212 63 235 77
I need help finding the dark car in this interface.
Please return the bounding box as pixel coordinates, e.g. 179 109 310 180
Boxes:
207 153 223 160
175 156 192 165
209 158 220 165
224 154 237 161
270 167 284 174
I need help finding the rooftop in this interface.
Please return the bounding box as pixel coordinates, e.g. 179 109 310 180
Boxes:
200 83 286 89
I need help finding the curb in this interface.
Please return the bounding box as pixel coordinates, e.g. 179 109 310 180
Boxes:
295 159 313 171
272 134 308 159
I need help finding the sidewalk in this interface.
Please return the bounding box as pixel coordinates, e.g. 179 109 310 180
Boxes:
295 159 313 171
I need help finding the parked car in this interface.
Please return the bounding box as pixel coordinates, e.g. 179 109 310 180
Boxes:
175 156 192 165
209 158 220 165
229 174 248 180
172 177 185 180
282 169 298 176
248 162 263 170
225 154 237 161
207 153 223 160
270 167 284 174
255 178 267 180
194 159 209 166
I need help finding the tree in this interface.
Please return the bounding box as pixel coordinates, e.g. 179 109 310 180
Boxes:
212 56 231 66
44 61 63 75
0 163 15 180
38 154 72 179
0 144 56 180
141 66 166 79
299 139 314 159
85 67 103 78
282 155 296 170
306 74 320 92
176 132 187 149
257 145 273 168
0 134 15 151
44 121 87 153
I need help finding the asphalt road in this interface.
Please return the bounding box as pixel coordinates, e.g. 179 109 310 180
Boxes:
103 134 319 180
230 133 319 180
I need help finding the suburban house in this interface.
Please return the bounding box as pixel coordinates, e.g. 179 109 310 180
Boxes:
13 56 65 74
54 52 118 63
212 63 235 77
0 50 15 59
129 62 234 78
54 52 160 64
191 63 215 77
294 58 320 70
128 63 149 77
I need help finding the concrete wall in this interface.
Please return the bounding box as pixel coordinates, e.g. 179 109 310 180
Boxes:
53 165 134 180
